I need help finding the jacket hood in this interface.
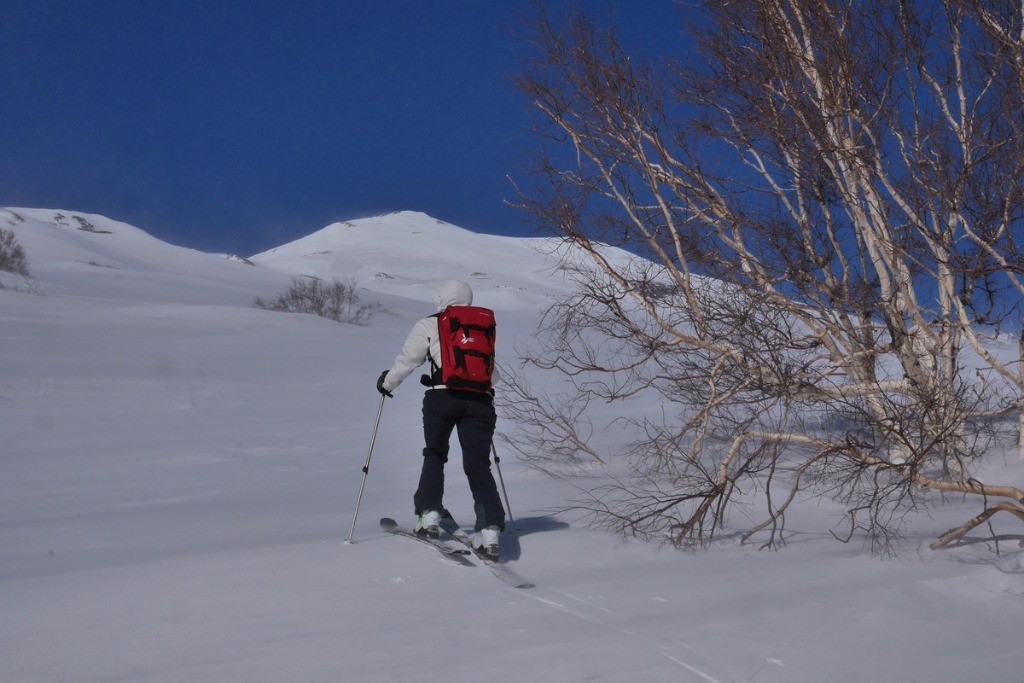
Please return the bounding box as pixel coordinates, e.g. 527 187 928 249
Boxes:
433 279 473 311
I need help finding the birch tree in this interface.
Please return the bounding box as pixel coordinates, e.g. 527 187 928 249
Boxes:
510 0 1024 551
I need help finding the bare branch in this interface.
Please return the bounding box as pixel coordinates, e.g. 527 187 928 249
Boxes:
513 0 1024 552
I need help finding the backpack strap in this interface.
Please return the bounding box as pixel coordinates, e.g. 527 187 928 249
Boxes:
422 313 443 387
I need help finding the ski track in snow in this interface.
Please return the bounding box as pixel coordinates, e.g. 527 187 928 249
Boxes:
522 586 728 683
381 521 725 680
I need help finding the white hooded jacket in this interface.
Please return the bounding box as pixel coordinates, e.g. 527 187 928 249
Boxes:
381 280 497 393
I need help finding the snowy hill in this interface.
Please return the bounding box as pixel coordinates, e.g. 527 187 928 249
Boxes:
2 207 1022 683
1 208 576 311
0 208 291 305
250 210 575 310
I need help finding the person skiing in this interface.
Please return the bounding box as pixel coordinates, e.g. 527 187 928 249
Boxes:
376 279 505 559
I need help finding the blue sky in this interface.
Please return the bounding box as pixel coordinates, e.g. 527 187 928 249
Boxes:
1 1 688 255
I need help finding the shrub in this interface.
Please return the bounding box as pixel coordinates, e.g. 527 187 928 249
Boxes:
255 277 383 325
0 228 29 276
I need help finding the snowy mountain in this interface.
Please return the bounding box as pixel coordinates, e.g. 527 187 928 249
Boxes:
251 210 572 309
0 207 292 306
2 207 1022 683
1 208 578 311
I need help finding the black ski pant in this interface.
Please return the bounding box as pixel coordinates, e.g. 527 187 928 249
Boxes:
414 388 505 532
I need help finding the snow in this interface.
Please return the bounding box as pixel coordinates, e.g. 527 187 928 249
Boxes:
2 207 1022 682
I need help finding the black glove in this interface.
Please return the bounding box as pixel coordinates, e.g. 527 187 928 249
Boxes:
376 370 393 398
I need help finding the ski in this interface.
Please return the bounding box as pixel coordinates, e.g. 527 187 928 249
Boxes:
440 515 535 589
379 518 474 566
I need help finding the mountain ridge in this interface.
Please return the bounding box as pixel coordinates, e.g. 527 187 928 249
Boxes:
1 207 578 310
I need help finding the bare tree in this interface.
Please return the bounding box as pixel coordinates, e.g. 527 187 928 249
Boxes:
510 0 1024 552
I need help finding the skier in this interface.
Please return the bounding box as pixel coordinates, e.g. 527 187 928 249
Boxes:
376 279 505 558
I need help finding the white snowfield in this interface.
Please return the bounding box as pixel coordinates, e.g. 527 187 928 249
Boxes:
1 207 1022 682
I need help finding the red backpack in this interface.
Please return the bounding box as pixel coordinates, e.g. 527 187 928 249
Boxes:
434 305 496 393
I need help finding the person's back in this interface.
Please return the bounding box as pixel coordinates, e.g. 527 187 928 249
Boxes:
376 280 505 558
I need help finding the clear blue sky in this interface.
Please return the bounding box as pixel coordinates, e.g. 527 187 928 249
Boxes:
1 1 689 255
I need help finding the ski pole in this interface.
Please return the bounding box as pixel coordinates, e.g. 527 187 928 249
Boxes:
345 394 386 544
491 441 514 525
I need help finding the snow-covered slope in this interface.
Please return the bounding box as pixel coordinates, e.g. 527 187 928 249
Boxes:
1 208 291 305
2 208 578 311
2 207 1022 683
251 210 573 310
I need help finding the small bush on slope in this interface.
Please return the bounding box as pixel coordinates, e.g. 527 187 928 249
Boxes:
0 228 29 278
255 277 383 325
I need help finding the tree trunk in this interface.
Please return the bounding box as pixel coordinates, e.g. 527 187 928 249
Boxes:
1019 330 1024 453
